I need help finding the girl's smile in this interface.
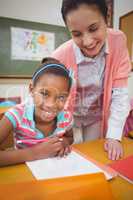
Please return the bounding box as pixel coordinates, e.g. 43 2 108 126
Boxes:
40 108 57 121
30 73 69 124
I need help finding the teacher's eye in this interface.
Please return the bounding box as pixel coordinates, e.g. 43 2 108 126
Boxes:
89 25 98 32
72 31 81 38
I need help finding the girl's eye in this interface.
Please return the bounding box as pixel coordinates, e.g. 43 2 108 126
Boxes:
57 95 67 102
40 91 49 97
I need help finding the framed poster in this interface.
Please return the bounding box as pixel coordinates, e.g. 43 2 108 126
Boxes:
11 27 55 61
0 17 70 78
119 11 133 69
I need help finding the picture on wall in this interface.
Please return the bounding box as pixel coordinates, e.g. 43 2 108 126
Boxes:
11 27 55 61
0 17 70 78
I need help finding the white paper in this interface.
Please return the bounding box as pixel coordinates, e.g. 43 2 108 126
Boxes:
26 150 112 180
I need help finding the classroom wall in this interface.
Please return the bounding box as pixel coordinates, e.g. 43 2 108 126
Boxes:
0 0 133 100
1 0 133 28
0 0 64 26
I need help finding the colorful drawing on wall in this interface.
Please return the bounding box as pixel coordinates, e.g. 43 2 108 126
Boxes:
11 27 55 61
106 0 114 27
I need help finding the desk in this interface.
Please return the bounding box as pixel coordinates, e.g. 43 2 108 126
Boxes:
0 138 133 200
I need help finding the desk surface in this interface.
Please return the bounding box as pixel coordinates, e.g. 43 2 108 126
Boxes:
0 138 133 200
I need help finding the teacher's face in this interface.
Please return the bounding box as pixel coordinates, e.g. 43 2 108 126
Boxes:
66 4 107 58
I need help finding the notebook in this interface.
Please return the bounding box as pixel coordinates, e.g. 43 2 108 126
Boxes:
26 149 117 181
109 155 133 184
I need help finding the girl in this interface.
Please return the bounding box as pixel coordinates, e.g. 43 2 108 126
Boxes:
0 57 73 166
52 0 131 160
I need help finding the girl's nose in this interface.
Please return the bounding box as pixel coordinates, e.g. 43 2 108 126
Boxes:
43 97 56 108
82 33 94 47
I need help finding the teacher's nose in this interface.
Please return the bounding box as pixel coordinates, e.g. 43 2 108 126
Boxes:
82 33 94 47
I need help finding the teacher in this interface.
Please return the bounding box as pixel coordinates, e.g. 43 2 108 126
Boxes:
52 0 131 160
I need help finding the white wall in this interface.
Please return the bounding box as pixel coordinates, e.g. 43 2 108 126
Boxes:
1 0 132 29
0 0 65 26
0 0 133 100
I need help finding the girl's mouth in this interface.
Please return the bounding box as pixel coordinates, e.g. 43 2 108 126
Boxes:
41 110 57 120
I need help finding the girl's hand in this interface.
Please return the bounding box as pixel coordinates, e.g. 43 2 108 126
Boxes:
31 136 63 160
0 136 64 166
104 138 123 160
57 136 72 157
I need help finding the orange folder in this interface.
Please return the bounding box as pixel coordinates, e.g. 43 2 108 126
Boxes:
0 173 114 200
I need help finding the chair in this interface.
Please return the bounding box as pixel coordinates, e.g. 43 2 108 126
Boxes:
0 96 21 119
0 96 21 107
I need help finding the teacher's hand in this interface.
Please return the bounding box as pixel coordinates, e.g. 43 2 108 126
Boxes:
104 138 123 160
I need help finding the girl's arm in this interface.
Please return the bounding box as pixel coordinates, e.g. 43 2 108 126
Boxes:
0 116 14 146
0 116 64 167
63 128 74 145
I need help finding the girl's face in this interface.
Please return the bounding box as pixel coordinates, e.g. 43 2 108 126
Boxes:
30 73 69 123
66 4 107 58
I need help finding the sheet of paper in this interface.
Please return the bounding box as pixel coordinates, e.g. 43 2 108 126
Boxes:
26 150 112 180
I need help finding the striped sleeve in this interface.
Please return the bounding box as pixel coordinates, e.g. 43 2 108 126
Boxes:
4 107 21 129
56 110 73 134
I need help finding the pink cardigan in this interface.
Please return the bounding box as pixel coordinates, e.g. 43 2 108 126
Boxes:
52 28 131 137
